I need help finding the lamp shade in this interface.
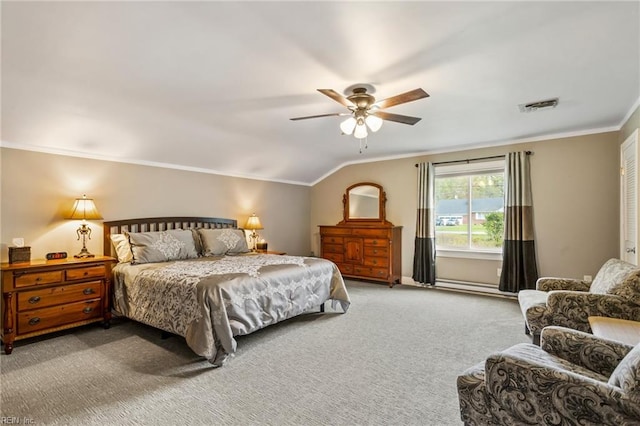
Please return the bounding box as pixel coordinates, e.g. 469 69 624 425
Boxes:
354 122 368 139
66 195 102 220
340 117 357 135
365 114 383 132
244 213 263 230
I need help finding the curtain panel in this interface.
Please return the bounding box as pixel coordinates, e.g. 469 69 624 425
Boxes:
413 162 436 285
499 151 539 292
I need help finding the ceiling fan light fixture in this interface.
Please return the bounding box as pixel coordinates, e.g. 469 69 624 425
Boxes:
354 122 368 139
365 114 383 132
340 116 357 135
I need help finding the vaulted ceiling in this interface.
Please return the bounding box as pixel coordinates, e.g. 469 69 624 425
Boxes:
2 1 639 185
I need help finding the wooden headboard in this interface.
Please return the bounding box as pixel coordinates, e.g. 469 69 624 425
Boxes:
103 216 238 257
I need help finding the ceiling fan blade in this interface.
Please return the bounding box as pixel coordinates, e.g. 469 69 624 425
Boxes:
374 111 422 125
290 112 348 121
374 88 429 109
318 89 354 108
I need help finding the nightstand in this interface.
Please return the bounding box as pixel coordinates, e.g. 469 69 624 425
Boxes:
1 256 116 354
261 250 286 255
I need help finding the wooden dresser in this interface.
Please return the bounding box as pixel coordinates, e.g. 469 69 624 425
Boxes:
320 225 402 286
1 256 115 354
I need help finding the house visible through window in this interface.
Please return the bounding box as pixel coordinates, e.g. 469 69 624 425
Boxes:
434 159 505 254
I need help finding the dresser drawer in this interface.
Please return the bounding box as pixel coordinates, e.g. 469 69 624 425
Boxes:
364 257 389 268
18 299 102 334
337 263 353 274
323 253 344 263
17 281 102 311
322 236 344 244
322 243 344 254
65 265 106 281
320 227 352 236
364 238 389 248
352 228 390 238
364 246 389 257
352 266 389 280
15 271 64 288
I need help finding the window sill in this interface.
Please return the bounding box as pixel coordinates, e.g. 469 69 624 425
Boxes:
436 249 503 261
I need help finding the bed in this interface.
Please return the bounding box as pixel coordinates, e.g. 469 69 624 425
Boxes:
103 216 350 367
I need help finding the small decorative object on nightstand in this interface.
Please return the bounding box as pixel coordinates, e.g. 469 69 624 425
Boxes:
244 213 264 252
256 240 268 251
65 195 103 258
8 247 31 264
1 256 116 355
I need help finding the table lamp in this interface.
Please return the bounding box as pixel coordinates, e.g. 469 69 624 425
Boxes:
66 194 103 258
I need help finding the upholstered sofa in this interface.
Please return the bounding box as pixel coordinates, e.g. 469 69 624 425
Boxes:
457 326 640 425
518 258 640 344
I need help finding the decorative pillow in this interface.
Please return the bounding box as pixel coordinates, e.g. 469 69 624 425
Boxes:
127 229 199 264
609 269 640 301
197 228 249 256
590 259 638 294
110 233 133 263
608 343 640 399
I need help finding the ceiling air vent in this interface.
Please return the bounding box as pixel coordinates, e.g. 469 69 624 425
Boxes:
519 98 559 113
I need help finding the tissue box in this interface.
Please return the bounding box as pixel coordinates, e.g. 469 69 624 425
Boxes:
9 247 31 264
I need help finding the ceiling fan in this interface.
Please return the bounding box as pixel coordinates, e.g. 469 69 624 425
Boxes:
290 86 430 142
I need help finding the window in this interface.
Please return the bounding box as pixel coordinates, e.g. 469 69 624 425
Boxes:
434 159 505 254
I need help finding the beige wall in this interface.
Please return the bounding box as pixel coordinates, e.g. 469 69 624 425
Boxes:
311 131 621 284
0 148 311 262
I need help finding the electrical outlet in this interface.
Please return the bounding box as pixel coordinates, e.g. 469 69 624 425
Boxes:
583 275 593 283
497 268 502 277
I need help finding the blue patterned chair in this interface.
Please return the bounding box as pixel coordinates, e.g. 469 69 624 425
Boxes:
457 326 640 425
518 258 640 344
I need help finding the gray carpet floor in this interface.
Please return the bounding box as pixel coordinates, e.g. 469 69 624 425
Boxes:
0 281 530 425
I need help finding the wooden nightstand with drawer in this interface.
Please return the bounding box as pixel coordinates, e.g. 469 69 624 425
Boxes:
1 256 116 354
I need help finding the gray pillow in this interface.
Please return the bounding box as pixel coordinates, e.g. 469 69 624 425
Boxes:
608 343 640 399
197 228 249 256
127 229 199 264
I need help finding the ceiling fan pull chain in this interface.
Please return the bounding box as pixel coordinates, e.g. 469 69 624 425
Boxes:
358 137 369 154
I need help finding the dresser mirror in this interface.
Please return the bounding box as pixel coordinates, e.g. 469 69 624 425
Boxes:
341 182 388 225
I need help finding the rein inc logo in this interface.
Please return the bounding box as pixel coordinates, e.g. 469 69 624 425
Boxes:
0 418 34 424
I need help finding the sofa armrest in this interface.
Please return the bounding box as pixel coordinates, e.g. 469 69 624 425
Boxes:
546 292 640 329
540 326 633 377
484 350 640 424
537 277 590 292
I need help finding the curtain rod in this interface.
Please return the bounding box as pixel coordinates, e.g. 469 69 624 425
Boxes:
414 151 532 167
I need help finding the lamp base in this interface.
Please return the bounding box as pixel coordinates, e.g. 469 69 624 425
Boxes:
74 248 95 259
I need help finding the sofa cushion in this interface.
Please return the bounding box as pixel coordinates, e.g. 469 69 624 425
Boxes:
608 343 640 399
590 259 638 295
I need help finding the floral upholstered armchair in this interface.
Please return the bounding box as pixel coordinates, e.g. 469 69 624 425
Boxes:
518 258 640 344
457 326 640 425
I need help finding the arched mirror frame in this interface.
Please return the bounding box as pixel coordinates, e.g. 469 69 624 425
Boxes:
339 182 391 226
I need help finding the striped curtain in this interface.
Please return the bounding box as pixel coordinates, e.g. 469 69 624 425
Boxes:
413 162 436 285
499 151 539 292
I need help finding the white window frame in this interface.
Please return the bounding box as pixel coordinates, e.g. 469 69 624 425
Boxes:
434 159 505 261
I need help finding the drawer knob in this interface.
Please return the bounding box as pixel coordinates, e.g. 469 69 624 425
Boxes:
83 288 95 295
83 307 94 314
29 317 41 326
372 241 378 245
372 260 377 265
28 296 41 304
84 271 89 276
35 277 42 282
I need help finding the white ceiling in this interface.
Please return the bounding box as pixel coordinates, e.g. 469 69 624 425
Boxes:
2 1 639 185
